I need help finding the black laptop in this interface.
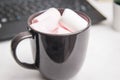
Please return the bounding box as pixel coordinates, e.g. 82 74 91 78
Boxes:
0 0 106 41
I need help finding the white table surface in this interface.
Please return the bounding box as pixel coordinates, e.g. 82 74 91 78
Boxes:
1 1 120 80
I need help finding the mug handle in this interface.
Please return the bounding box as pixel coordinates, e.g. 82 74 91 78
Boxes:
11 31 37 69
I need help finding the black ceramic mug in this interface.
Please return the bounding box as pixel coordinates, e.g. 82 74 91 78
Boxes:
11 9 91 80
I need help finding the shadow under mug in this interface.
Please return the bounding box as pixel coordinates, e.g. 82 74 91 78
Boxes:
11 9 91 80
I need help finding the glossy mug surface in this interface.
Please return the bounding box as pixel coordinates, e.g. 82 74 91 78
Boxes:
11 9 91 80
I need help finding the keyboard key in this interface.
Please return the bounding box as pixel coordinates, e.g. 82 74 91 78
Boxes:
13 6 21 12
0 8 3 13
14 12 21 16
0 15 2 19
81 5 87 11
8 17 16 21
16 16 21 20
1 18 8 23
6 14 14 21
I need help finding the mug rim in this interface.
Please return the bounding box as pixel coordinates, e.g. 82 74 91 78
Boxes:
28 8 91 36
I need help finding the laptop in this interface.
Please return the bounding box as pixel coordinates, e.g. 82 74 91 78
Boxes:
0 0 106 41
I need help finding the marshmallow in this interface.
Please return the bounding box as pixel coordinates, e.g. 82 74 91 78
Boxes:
30 22 49 33
30 8 61 33
57 26 71 34
49 24 71 34
60 8 88 32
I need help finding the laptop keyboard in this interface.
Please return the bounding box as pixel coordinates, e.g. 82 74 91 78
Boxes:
0 0 75 23
0 0 50 23
0 0 106 41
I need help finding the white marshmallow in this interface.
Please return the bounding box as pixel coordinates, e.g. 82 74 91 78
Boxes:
60 8 88 32
30 8 61 33
30 22 49 33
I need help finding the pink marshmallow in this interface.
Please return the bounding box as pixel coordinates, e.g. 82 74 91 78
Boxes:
50 23 71 34
57 26 71 34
